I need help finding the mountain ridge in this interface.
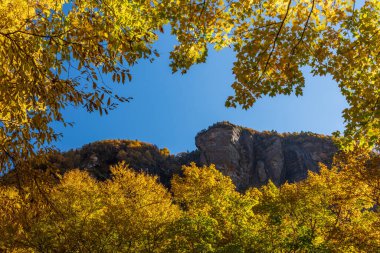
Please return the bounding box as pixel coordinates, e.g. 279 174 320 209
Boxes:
53 121 337 190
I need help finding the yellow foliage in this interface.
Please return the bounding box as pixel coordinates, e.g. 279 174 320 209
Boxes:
1 0 380 172
0 162 179 252
0 156 379 252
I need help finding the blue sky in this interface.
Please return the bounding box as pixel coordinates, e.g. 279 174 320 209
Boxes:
55 31 347 154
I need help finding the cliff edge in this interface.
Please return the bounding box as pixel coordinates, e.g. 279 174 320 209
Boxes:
196 122 337 190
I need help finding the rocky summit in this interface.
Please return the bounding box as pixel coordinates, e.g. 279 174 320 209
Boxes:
54 122 337 190
196 122 337 190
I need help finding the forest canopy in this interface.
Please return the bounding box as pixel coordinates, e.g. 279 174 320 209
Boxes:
1 157 379 252
0 0 379 171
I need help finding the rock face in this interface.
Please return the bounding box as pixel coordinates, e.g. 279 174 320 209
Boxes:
196 122 337 190
52 122 337 190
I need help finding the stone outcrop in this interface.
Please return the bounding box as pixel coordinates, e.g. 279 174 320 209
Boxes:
52 122 337 190
196 122 337 190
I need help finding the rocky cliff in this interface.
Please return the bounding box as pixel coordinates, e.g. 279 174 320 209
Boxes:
54 122 337 190
196 122 337 190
